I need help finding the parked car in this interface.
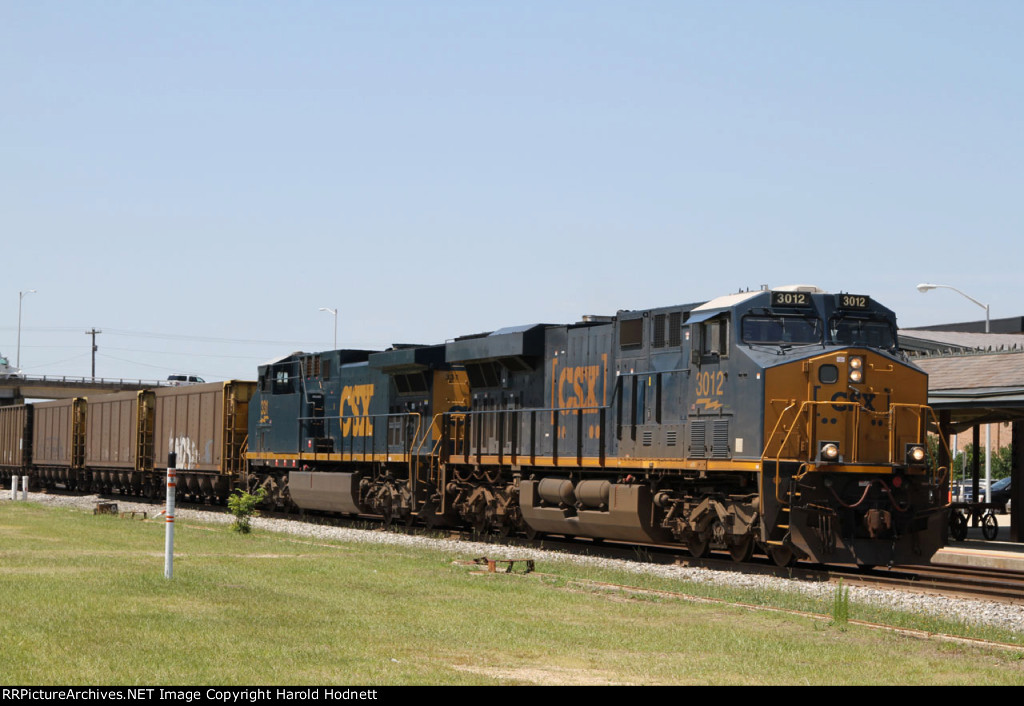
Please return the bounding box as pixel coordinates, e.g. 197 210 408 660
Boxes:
166 374 206 386
989 477 1012 510
952 480 989 504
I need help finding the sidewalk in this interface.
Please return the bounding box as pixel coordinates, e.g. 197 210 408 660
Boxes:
933 513 1024 570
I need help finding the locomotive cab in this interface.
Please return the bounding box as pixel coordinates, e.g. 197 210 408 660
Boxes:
751 289 947 565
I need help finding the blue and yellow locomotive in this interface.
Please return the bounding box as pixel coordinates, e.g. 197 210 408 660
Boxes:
247 286 948 566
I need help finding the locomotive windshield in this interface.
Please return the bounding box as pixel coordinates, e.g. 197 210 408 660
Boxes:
741 315 822 346
829 316 897 350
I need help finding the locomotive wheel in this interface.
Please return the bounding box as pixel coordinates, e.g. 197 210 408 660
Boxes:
687 537 710 559
982 513 998 541
769 544 797 568
728 537 754 563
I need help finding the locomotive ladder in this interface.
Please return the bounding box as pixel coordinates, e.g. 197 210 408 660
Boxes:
765 473 801 548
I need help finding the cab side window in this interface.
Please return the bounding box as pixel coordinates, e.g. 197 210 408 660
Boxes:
691 315 730 365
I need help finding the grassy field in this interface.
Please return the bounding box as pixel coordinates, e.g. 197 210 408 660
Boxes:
1 501 1022 686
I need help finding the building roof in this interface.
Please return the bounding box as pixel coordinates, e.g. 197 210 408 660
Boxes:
898 324 1024 429
900 329 1024 355
912 350 1024 429
915 350 1024 391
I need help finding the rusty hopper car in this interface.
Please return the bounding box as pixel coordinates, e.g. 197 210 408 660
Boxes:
152 381 254 501
31 398 86 488
249 286 948 567
0 404 32 483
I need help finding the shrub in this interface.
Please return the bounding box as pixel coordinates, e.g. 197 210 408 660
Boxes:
227 487 268 534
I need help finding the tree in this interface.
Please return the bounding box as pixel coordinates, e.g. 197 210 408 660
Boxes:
951 443 1012 481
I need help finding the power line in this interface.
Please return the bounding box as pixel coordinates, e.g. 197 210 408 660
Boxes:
95 353 242 381
0 326 320 347
20 352 90 370
102 346 271 360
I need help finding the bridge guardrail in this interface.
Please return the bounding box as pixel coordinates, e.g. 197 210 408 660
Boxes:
0 374 170 387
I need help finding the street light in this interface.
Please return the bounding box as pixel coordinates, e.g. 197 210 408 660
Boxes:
916 282 992 507
319 307 338 349
916 283 990 333
17 289 37 370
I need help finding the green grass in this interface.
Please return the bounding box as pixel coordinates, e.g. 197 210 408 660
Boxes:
1 501 1023 685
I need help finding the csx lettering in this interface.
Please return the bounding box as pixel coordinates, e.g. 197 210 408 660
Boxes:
340 384 375 436
830 390 876 411
558 365 600 413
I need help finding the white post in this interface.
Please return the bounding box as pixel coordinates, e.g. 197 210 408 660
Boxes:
21 476 28 501
984 425 991 505
10 475 18 500
165 453 177 580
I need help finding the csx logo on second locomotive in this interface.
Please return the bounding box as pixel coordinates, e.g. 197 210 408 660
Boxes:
558 364 601 413
339 384 375 436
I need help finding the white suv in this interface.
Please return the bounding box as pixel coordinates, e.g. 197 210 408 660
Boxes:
0 353 19 379
167 374 206 386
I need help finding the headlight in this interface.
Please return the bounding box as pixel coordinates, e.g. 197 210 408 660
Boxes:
819 441 840 462
849 356 865 384
905 443 927 466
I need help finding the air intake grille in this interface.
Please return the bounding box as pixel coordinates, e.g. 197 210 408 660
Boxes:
689 422 706 458
712 420 730 459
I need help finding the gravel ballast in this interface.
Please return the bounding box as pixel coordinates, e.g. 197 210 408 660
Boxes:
7 491 1024 636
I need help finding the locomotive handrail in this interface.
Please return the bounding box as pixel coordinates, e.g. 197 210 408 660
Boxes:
434 374 627 469
441 404 609 469
418 413 457 515
301 411 422 465
763 400 945 506
764 401 800 506
415 413 444 459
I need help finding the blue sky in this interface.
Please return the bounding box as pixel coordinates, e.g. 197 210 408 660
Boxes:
3 1 1021 382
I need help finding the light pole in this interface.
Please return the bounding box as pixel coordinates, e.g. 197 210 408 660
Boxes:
17 289 37 371
916 283 990 333
319 307 338 349
916 282 992 507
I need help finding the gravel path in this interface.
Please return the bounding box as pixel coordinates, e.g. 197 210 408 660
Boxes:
7 491 1024 636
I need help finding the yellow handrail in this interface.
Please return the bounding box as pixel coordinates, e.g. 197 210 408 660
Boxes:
762 400 942 508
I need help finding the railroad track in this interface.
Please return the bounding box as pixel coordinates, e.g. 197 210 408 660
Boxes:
433 527 1024 605
832 564 1024 605
457 531 1024 605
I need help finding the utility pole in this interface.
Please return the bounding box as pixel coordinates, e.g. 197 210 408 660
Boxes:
85 328 102 380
